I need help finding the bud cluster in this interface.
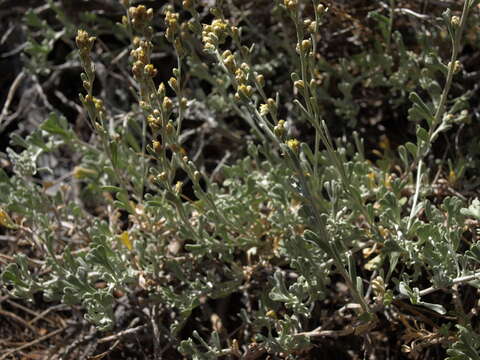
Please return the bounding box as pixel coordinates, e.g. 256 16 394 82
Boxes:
303 19 317 35
296 39 312 54
76 30 96 79
260 98 277 117
128 5 154 32
76 29 96 55
283 0 298 12
130 40 156 79
202 19 230 52
165 10 180 43
218 50 257 102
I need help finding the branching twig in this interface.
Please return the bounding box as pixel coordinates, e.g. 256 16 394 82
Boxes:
0 70 25 130
0 327 66 360
98 324 146 344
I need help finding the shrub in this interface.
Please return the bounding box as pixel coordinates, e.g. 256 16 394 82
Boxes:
2 0 480 358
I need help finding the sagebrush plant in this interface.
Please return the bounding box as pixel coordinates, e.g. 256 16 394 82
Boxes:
2 0 480 358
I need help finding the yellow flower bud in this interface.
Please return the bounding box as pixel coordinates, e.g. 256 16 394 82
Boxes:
166 120 175 135
451 60 462 74
274 120 286 138
152 140 162 153
168 77 179 92
287 138 300 152
174 181 183 194
158 171 168 181
260 104 269 116
144 64 157 77
294 80 305 90
451 16 460 27
266 310 277 319
301 39 311 53
180 97 188 110
163 97 173 112
238 84 253 99
158 83 166 98
285 0 297 11
316 4 325 16
132 61 144 77
193 171 201 182
240 62 250 72
223 55 236 73
256 74 265 87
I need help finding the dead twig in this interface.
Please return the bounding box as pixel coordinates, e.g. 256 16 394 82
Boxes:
0 326 66 360
0 308 39 334
150 305 161 360
5 299 58 327
0 70 26 130
98 324 145 344
241 343 266 360
28 303 70 327
296 326 355 338
90 339 122 360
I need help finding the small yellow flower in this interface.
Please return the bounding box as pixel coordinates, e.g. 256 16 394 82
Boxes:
266 310 277 319
119 231 133 250
451 16 460 27
259 104 269 116
287 138 300 152
448 169 457 185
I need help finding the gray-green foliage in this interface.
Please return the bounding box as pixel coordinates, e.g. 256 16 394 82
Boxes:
2 0 480 358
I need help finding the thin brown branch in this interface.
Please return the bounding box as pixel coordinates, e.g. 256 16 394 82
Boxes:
0 327 66 360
